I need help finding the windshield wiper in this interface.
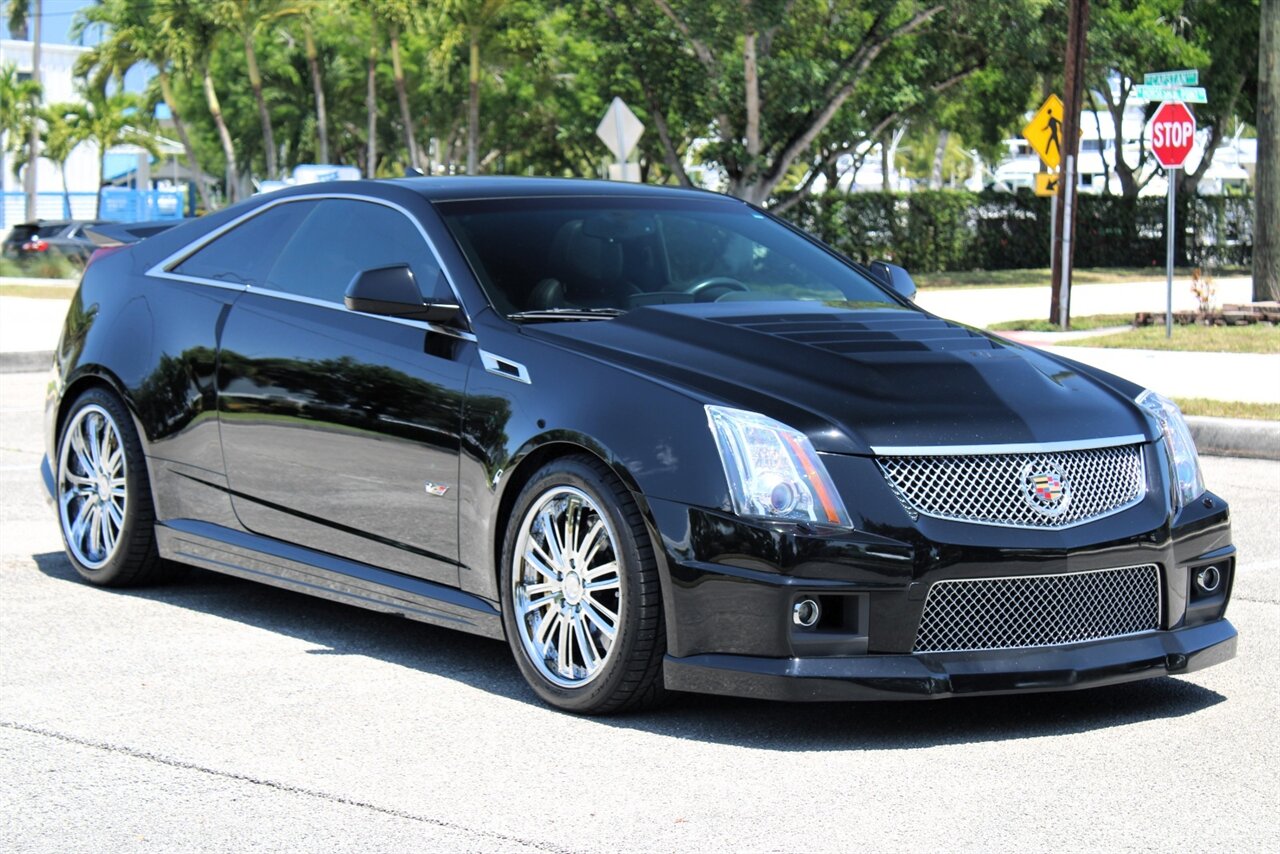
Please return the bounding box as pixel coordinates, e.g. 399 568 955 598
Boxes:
506 307 627 322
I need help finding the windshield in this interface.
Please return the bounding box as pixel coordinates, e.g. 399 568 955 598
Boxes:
436 196 896 318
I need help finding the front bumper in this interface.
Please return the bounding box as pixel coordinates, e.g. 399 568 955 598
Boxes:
663 618 1237 701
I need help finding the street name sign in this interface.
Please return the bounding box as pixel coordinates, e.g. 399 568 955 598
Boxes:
1132 84 1207 104
1144 69 1198 87
1149 101 1197 169
1022 94 1065 170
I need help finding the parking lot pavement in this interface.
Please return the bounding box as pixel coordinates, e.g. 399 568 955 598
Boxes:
2 369 1278 853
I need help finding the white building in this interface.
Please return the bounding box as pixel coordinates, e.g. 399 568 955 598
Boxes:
1 39 104 222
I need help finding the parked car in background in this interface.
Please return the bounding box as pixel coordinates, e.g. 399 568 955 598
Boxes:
3 220 112 266
41 178 1237 715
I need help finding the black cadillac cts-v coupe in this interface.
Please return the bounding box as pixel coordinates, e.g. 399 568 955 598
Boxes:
42 178 1236 714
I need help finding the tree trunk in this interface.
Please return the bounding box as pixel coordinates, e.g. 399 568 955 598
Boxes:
96 149 105 218
366 33 377 179
743 27 760 180
24 0 42 221
881 132 891 192
159 71 213 212
202 63 240 203
304 24 329 164
60 162 71 219
467 29 480 175
1256 0 1280 302
929 129 949 190
242 28 277 179
1103 85 1139 198
390 26 420 171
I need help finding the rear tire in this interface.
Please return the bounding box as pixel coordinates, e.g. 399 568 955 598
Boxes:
500 455 667 714
55 387 175 587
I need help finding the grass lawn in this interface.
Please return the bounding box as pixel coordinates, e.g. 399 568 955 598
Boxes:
914 266 1250 290
988 314 1133 332
1058 323 1280 354
1173 398 1280 421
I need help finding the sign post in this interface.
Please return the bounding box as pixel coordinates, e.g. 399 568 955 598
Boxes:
1148 100 1197 338
1023 95 1066 327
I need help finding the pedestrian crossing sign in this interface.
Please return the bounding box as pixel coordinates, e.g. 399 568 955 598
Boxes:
1035 172 1060 197
1022 94 1065 170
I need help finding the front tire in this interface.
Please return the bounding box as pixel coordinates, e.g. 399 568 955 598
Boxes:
500 455 667 714
56 387 171 587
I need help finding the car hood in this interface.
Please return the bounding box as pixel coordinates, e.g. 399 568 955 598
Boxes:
525 302 1157 455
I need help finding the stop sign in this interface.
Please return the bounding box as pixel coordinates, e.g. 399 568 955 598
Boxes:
1149 101 1197 168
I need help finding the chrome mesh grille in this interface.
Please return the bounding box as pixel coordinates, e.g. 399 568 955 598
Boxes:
913 564 1161 653
877 444 1145 529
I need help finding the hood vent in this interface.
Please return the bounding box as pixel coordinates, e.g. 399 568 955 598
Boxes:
714 311 995 355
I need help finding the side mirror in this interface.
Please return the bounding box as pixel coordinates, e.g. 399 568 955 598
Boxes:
344 264 462 325
868 260 918 301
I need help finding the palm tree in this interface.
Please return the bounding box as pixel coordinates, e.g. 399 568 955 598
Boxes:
377 0 422 171
300 16 329 163
213 0 305 180
67 86 161 217
38 104 88 218
0 65 38 218
437 0 509 175
0 62 42 218
153 0 241 203
72 0 214 211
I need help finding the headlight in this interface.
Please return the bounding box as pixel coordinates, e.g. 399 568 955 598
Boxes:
706 405 852 527
1137 389 1205 510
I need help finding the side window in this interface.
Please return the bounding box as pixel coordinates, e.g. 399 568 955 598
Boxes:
262 199 445 303
173 201 317 286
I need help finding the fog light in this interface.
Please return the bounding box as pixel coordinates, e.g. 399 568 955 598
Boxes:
793 598 820 628
1195 565 1222 593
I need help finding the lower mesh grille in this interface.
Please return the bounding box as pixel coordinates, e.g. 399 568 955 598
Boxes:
914 565 1161 653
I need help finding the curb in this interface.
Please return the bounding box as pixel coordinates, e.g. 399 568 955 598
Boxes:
0 351 53 374
1187 416 1280 461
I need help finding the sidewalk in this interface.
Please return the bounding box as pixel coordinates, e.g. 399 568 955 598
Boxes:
915 276 1255 327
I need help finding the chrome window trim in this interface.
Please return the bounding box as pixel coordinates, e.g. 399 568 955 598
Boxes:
235 285 477 341
144 192 475 331
478 350 531 384
871 434 1148 457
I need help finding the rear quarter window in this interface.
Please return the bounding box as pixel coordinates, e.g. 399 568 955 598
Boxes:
173 201 317 286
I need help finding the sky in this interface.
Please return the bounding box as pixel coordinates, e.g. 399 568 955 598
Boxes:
2 0 104 46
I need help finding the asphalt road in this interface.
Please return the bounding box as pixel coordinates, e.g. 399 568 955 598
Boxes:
2 369 1277 853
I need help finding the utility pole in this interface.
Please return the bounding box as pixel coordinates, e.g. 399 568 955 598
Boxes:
1257 0 1279 302
24 0 43 222
1050 0 1089 328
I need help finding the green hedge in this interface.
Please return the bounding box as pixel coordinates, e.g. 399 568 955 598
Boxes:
784 190 1253 273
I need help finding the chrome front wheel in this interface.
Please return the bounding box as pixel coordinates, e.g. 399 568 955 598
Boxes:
511 486 623 688
58 403 128 570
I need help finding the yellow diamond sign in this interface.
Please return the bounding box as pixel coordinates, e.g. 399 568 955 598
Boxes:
1022 94 1065 170
1034 172 1060 197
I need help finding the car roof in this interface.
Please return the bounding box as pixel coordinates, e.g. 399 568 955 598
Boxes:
260 176 743 205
